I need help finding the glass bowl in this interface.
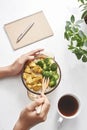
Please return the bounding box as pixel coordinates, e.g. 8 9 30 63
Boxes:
21 54 61 98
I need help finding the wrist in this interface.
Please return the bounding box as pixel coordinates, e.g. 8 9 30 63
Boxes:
13 119 30 130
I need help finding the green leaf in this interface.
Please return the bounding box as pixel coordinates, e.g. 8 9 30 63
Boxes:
65 25 71 31
68 45 74 50
70 40 74 46
74 34 82 43
67 30 73 37
84 41 87 46
82 55 87 62
81 10 87 19
80 48 87 54
72 27 79 32
79 30 86 39
78 0 85 3
73 48 83 59
66 21 71 26
71 36 77 41
70 15 75 23
64 32 69 40
75 53 82 59
77 41 84 47
75 20 84 24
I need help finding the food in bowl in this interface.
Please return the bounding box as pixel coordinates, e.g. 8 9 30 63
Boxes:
21 54 61 95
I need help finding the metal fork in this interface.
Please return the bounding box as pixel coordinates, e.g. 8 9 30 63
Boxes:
36 77 49 114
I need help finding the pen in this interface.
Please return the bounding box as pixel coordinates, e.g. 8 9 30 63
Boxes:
16 22 34 43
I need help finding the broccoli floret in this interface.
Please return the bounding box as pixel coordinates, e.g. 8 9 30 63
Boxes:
43 63 51 71
48 71 53 78
36 60 44 68
43 63 47 70
51 63 57 71
42 70 51 78
44 58 50 64
49 78 57 87
44 58 52 66
49 71 59 81
46 66 51 71
53 73 59 80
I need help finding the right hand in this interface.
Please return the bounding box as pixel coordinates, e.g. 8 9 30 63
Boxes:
13 94 50 130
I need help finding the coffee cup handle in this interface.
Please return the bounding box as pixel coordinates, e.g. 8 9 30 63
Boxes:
57 116 63 127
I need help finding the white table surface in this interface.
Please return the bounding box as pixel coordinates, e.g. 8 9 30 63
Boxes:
0 0 87 130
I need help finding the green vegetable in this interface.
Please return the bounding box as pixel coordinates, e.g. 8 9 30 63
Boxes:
36 60 44 68
49 78 57 87
48 71 54 78
43 63 51 71
51 63 57 71
44 58 52 66
42 70 51 78
36 58 59 87
53 73 59 80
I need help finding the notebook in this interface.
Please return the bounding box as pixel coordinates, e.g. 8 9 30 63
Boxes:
4 11 53 50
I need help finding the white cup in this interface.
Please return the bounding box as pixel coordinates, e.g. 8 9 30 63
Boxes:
57 93 80 127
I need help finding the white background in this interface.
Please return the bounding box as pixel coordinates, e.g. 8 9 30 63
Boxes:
0 0 87 130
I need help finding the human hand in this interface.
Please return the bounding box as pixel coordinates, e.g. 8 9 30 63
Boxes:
13 94 50 130
10 48 44 76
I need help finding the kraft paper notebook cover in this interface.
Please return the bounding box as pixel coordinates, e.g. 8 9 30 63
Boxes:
4 11 53 50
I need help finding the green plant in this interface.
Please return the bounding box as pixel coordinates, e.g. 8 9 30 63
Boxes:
64 15 87 62
78 0 87 19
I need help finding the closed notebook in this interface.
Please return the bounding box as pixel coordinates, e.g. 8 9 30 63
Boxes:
4 11 53 50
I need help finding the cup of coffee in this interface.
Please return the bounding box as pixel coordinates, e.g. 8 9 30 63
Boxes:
57 93 80 127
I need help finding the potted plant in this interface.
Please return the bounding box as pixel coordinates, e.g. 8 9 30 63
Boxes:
64 15 87 62
78 0 87 23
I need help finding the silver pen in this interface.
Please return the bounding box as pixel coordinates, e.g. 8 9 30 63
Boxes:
16 22 34 43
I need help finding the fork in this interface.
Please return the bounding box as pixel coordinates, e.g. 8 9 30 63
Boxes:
35 77 49 114
42 77 49 94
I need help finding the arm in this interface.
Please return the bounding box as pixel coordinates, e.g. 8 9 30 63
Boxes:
0 66 12 78
0 49 44 78
13 94 50 130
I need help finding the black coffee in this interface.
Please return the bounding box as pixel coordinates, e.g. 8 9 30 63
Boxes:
58 95 79 117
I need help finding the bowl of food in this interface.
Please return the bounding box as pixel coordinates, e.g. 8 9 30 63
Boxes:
21 54 61 97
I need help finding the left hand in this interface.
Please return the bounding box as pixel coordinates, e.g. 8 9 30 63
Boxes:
10 48 44 76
